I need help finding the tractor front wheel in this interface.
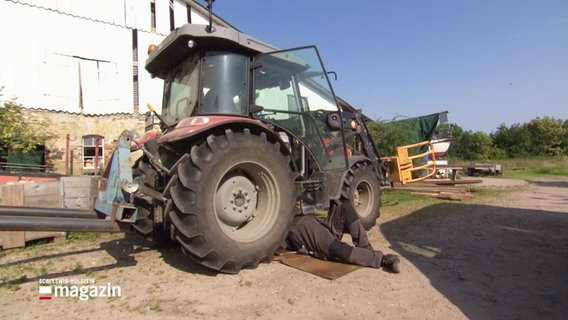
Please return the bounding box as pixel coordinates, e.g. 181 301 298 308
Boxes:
168 129 297 273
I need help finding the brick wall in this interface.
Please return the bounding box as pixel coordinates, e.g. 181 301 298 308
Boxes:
21 109 146 175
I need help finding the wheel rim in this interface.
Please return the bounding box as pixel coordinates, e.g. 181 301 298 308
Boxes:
353 179 374 218
214 161 280 242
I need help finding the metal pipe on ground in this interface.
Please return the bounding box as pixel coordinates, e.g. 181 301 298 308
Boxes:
0 206 101 219
0 216 121 233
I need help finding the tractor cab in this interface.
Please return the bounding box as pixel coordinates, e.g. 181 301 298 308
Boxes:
146 24 348 175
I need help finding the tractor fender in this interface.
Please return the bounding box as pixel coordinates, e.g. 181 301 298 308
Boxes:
159 116 292 160
347 155 371 168
158 116 269 144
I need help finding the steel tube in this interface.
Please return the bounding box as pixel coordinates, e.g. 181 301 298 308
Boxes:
0 206 101 219
0 216 121 233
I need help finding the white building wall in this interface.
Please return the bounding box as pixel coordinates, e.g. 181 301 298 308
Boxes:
0 0 224 115
138 30 166 111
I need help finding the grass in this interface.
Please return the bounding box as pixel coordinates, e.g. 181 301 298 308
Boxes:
131 299 163 313
66 232 99 241
238 279 253 287
147 299 162 312
380 155 560 214
72 262 83 273
440 156 568 180
381 191 442 216
0 275 27 291
484 156 568 179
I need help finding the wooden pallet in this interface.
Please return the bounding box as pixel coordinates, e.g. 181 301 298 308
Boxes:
0 231 66 250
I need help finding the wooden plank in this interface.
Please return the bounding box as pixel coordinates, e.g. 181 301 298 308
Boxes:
64 197 93 210
62 176 96 209
62 177 92 196
0 184 24 205
0 231 26 249
0 184 25 249
393 186 470 194
426 179 483 185
25 231 66 243
0 182 67 249
23 181 62 207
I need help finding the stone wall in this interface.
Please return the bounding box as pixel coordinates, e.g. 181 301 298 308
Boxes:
21 109 146 175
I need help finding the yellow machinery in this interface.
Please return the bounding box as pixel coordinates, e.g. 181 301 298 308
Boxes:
384 141 436 185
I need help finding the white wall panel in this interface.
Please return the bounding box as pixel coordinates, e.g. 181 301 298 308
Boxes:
17 0 125 26
125 0 151 31
2 0 235 116
79 59 99 113
174 0 189 28
190 11 208 25
31 12 131 114
137 31 166 114
16 0 57 9
155 0 171 35
2 2 43 109
41 53 79 112
0 1 14 98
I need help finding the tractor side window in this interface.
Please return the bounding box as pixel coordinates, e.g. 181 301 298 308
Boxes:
163 53 199 124
253 47 347 171
200 52 248 115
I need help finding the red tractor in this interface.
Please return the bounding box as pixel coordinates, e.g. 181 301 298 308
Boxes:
0 23 389 274
124 23 388 273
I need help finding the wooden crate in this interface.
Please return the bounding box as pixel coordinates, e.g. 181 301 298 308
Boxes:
62 176 99 209
1 182 66 249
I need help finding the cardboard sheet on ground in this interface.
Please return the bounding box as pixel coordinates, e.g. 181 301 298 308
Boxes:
275 251 361 280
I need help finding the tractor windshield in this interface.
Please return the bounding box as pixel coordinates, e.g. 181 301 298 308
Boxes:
253 46 347 171
162 53 200 125
200 52 248 115
162 51 249 125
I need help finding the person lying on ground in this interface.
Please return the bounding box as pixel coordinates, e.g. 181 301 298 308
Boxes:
286 198 400 273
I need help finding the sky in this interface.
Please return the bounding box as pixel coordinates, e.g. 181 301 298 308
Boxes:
212 0 568 133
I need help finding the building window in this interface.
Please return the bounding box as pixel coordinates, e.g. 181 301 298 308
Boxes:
82 135 104 170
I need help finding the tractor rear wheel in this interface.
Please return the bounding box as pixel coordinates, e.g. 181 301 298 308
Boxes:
346 162 381 230
168 129 297 273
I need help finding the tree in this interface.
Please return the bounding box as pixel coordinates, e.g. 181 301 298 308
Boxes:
525 117 565 156
367 119 412 157
492 123 532 157
434 122 460 141
0 88 51 161
562 120 568 155
444 124 504 160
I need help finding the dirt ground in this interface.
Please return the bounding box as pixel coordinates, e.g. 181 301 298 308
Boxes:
1 177 567 319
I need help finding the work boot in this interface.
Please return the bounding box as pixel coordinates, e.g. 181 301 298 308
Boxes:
381 254 400 273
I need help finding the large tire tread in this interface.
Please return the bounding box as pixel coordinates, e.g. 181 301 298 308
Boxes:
167 128 296 274
342 161 382 230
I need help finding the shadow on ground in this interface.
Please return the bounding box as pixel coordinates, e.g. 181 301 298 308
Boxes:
531 180 568 188
0 231 218 288
0 233 148 286
381 202 568 319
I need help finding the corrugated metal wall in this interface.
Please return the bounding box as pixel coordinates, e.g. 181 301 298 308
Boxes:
0 0 217 115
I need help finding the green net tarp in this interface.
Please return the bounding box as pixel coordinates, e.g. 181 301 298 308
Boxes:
383 112 443 145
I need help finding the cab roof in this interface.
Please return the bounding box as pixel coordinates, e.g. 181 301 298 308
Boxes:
145 24 276 79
